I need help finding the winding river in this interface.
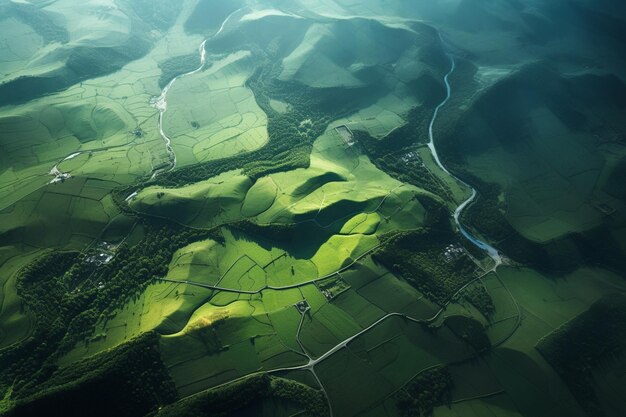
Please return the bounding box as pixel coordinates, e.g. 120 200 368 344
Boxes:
146 22 503 414
150 8 244 179
148 13 501 271
49 10 245 184
427 40 503 270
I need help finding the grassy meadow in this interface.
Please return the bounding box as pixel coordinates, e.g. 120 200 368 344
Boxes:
1 1 626 416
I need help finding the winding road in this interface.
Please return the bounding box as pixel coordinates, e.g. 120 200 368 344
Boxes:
155 27 509 414
265 34 510 414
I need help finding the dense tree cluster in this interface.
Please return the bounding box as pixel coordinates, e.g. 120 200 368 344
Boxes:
5 333 176 417
157 374 272 417
463 286 496 318
317 275 350 299
0 252 79 394
395 366 453 417
567 225 626 274
66 39 152 80
353 110 457 199
270 378 329 417
443 316 491 353
242 145 311 180
155 374 329 417
124 0 182 32
374 149 453 199
152 48 390 189
373 227 479 306
0 219 220 406
457 179 551 267
230 220 302 244
537 294 626 417
4 2 69 43
158 54 200 89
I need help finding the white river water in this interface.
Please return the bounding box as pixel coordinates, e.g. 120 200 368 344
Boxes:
427 40 503 270
150 8 244 179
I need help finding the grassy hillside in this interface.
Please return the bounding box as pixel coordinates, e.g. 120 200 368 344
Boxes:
537 294 626 417
1 1 626 416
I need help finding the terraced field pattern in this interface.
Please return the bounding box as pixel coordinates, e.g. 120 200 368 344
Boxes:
1 1 626 417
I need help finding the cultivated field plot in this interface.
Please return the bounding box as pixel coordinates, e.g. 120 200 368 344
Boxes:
0 93 147 210
117 122 474 403
0 0 211 210
131 128 431 232
2 1 626 416
333 94 415 140
0 177 120 250
163 51 268 166
446 70 626 243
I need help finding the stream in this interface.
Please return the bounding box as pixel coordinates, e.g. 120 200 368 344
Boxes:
426 39 503 270
150 8 244 179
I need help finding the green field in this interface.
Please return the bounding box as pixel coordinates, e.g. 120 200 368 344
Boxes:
1 1 626 416
163 50 269 166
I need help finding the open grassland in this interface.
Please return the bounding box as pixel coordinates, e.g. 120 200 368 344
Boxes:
2 1 626 416
0 248 42 350
277 18 438 91
131 170 253 228
536 294 626 417
131 126 434 233
0 0 186 105
0 17 44 81
0 0 214 211
0 177 121 249
439 66 626 245
430 265 626 417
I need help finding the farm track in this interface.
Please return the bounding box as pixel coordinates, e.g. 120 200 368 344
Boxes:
156 29 515 414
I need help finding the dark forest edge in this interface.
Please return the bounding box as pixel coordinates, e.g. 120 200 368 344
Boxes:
0 219 221 410
536 294 626 417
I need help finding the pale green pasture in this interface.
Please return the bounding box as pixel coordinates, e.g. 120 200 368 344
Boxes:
463 106 624 242
0 248 43 349
130 170 252 228
60 281 214 365
332 92 418 139
163 50 268 166
0 18 43 81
